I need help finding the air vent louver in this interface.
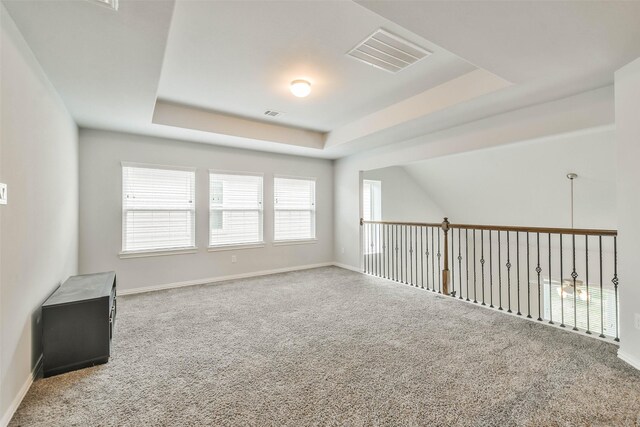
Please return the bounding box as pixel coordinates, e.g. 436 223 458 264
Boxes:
347 29 431 73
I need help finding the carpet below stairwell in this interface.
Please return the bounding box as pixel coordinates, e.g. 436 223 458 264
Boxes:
9 266 640 426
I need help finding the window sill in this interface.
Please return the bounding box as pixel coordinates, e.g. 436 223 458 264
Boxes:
272 238 317 246
119 247 198 259
208 243 266 252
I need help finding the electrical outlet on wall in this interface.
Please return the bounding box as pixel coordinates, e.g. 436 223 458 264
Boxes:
635 313 640 330
231 255 237 263
0 183 6 205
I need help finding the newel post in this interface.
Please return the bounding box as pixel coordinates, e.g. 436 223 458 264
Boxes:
441 217 451 295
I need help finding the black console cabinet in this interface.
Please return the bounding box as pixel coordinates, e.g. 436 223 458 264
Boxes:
42 271 116 377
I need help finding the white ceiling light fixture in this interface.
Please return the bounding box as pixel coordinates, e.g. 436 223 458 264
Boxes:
87 0 119 11
290 80 311 98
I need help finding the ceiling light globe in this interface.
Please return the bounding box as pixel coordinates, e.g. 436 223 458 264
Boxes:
290 80 311 98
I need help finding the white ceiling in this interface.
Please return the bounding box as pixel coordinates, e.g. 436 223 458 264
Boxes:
157 0 475 133
3 0 640 159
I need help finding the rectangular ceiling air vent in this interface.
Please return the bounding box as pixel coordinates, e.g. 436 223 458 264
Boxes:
347 29 431 73
264 110 283 117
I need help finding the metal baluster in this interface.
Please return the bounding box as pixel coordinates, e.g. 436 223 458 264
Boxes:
613 236 619 342
431 227 436 292
367 223 371 274
409 226 414 286
426 227 430 290
548 233 552 323
571 235 578 330
537 233 542 321
516 232 521 315
451 226 455 297
585 235 590 334
405 226 409 284
481 230 486 305
465 229 470 301
526 233 532 318
416 226 419 287
382 224 386 279
498 230 503 311
401 226 405 284
371 224 378 276
421 226 425 289
362 221 366 273
458 229 463 300
490 231 494 308
378 224 382 277
560 234 565 327
507 232 512 313
437 228 442 293
473 229 477 303
396 225 400 282
378 224 381 277
385 224 389 279
599 236 605 338
391 224 398 282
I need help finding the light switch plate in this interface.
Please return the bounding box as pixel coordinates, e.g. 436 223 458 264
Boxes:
0 183 6 205
635 313 640 330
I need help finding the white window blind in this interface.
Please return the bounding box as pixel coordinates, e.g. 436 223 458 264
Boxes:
210 172 263 247
274 177 316 241
122 164 195 252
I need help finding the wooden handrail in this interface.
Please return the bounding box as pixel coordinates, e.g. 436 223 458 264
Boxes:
360 219 442 228
361 219 617 237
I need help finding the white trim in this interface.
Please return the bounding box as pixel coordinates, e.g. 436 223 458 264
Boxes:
333 262 362 273
208 243 266 252
208 169 264 177
118 262 335 295
121 161 196 172
272 238 318 246
1 355 42 427
119 247 198 259
618 350 640 371
273 173 317 181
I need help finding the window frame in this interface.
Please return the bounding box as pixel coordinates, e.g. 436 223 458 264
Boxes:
208 169 265 250
362 179 383 255
120 161 197 258
362 179 382 222
273 174 317 245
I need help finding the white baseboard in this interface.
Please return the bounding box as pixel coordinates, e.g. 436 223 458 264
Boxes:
332 262 362 273
1 355 42 427
119 262 337 295
618 349 640 371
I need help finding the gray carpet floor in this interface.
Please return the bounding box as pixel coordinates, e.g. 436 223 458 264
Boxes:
10 266 640 426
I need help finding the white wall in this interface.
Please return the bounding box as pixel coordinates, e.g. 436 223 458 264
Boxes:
615 57 640 368
362 166 445 222
79 129 334 292
335 86 614 271
402 128 616 229
0 5 79 424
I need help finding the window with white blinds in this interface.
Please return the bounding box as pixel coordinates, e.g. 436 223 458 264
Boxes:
363 180 382 255
274 177 316 241
122 164 195 253
209 172 263 247
363 180 382 221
